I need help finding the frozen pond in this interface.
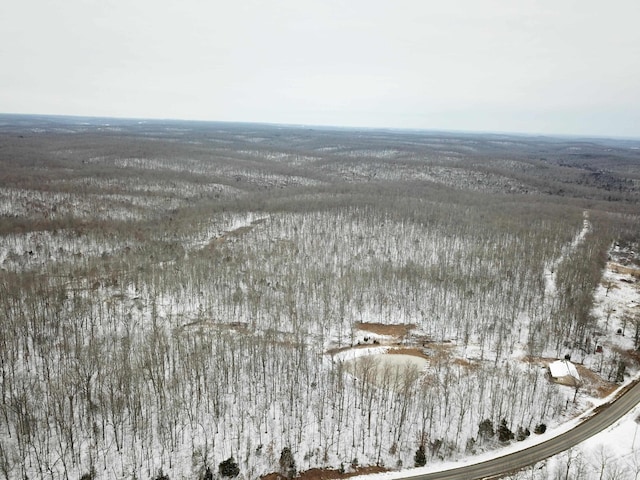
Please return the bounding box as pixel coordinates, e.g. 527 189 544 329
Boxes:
343 353 428 387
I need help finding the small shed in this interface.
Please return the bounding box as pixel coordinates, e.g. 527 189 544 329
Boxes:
549 360 581 387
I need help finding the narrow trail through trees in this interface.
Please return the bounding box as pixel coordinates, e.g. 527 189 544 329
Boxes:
544 210 591 301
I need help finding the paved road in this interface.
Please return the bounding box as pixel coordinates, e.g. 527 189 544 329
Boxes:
397 379 640 480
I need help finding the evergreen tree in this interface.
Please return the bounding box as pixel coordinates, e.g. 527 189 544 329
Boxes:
534 423 547 434
516 426 530 441
497 419 514 443
218 457 240 478
414 445 427 467
478 418 494 442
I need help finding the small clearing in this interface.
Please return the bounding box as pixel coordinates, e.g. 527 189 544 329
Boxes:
387 347 430 360
522 356 617 398
355 322 415 337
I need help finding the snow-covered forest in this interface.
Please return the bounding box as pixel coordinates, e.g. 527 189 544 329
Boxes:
1 115 640 479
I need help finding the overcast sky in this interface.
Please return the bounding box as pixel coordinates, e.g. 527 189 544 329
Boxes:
1 1 639 137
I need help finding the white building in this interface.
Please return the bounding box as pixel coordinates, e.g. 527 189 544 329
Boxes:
549 360 581 387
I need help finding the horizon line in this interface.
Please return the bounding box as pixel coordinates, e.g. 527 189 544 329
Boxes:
1 111 639 143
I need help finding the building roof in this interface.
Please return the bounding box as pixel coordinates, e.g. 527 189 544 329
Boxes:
549 360 580 381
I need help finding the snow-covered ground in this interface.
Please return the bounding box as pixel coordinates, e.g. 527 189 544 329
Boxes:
2 202 636 480
353 374 640 479
351 235 640 480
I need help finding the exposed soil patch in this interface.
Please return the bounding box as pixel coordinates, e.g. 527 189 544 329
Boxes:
326 343 384 356
609 262 640 279
621 348 640 366
576 365 618 398
387 347 430 360
424 342 456 362
356 321 415 337
261 465 389 480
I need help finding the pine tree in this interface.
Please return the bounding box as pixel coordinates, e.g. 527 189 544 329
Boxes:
516 426 530 441
218 457 240 478
414 445 427 467
497 419 514 443
478 418 494 442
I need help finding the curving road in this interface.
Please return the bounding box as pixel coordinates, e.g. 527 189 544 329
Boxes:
396 379 640 480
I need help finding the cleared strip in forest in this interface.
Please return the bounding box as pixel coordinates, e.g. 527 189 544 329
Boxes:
543 211 591 300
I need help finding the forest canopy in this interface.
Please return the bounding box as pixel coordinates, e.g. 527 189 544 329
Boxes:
1 115 639 479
